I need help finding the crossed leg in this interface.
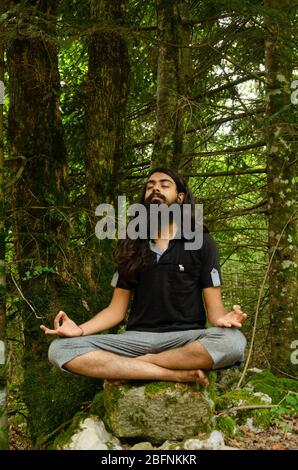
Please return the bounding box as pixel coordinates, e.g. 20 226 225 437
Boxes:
64 340 212 386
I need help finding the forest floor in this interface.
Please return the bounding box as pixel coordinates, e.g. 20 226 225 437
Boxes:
225 417 298 450
8 415 298 450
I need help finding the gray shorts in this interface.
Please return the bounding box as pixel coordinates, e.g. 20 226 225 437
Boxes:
48 327 246 371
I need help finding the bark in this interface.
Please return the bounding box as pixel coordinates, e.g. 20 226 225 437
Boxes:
0 23 8 450
6 0 85 441
86 0 129 212
83 0 129 293
264 0 298 375
7 1 67 275
152 0 192 169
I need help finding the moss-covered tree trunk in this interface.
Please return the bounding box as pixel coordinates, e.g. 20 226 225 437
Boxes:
0 30 8 450
84 0 129 294
7 1 99 444
264 0 298 375
152 0 192 169
86 0 129 210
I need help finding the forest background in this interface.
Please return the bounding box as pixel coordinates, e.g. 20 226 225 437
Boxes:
0 0 297 450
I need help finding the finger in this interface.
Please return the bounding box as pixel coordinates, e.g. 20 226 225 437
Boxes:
40 325 58 335
54 311 66 330
231 322 242 328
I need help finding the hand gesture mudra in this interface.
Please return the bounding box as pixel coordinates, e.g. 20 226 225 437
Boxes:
40 311 83 337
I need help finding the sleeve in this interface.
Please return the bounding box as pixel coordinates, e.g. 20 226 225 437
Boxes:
198 232 223 288
110 271 136 290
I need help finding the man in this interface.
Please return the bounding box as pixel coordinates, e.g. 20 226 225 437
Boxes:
42 167 246 386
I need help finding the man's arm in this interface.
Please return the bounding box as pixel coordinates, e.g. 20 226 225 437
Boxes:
40 287 132 337
203 287 247 328
80 288 131 335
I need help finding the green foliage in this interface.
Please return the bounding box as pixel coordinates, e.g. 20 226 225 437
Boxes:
23 266 55 281
247 370 298 404
215 388 271 431
3 0 298 447
270 393 298 431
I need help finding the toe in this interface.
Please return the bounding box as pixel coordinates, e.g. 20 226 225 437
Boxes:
197 370 209 386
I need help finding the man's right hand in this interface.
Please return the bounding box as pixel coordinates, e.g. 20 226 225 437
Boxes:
40 311 83 337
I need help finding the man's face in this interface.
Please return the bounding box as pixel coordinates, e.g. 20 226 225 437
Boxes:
144 172 185 205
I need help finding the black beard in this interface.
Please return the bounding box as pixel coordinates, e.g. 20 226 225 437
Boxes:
143 200 182 237
145 193 167 204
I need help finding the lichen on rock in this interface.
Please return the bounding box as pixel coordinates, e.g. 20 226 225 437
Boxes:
103 380 214 444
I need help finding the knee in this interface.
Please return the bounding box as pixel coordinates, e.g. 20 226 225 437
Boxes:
48 338 64 367
223 328 247 363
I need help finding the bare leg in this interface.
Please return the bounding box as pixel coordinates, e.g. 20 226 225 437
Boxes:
138 341 213 385
64 348 208 384
139 341 213 370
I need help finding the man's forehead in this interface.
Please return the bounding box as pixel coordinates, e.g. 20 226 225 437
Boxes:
146 172 175 184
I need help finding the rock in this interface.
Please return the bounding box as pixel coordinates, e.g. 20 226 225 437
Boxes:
253 392 272 405
215 388 271 431
62 416 122 450
242 417 263 434
205 430 225 448
216 415 240 437
247 368 263 374
104 381 214 444
130 442 154 450
158 440 182 450
184 430 238 450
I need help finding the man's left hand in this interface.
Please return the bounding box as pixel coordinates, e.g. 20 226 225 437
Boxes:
214 304 247 328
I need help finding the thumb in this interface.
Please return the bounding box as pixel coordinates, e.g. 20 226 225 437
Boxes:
233 304 242 312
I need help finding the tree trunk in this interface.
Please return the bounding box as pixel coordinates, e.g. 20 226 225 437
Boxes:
153 0 192 169
84 0 129 293
0 25 8 450
264 0 298 375
7 1 98 443
86 0 129 211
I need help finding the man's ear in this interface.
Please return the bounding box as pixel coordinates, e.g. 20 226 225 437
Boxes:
177 192 185 204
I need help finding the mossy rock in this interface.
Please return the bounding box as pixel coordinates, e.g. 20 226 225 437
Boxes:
216 416 240 438
104 380 214 444
23 363 100 448
246 369 298 403
51 412 88 450
215 389 271 431
89 391 105 418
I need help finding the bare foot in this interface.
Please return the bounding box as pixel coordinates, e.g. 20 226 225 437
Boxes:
196 369 209 386
177 369 209 386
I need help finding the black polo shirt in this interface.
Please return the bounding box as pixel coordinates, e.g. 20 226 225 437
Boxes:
111 232 223 332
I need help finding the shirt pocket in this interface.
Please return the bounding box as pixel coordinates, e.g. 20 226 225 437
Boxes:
169 263 200 297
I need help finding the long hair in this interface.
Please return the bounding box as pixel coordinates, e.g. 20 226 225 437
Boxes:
114 167 202 282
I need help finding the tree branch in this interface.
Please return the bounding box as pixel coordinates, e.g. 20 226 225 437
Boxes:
216 404 277 418
191 72 265 101
181 141 266 166
129 109 265 149
182 168 267 178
